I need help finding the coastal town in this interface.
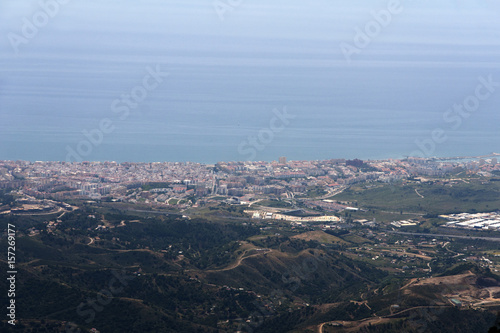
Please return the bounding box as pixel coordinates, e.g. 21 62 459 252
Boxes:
1 154 499 213
2 154 500 332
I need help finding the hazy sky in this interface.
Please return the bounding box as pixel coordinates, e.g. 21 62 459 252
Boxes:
1 0 499 162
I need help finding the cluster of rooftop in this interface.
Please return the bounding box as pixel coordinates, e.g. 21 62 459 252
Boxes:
442 212 500 230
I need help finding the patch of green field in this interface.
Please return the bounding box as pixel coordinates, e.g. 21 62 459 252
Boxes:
293 230 349 245
247 234 271 241
334 180 500 216
348 210 419 223
341 234 373 244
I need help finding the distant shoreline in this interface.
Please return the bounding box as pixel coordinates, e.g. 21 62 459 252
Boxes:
1 152 498 165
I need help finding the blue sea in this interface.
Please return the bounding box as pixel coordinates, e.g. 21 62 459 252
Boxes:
1 1 499 163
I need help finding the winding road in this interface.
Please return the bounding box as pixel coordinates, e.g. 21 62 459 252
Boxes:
205 248 272 273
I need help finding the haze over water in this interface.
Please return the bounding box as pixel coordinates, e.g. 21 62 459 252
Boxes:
1 0 499 163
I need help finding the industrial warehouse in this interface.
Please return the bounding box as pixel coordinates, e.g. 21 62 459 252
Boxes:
442 212 500 230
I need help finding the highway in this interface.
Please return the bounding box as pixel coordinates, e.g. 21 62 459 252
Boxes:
389 231 500 242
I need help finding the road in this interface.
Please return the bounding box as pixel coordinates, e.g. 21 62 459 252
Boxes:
11 206 63 216
379 210 425 216
248 199 264 207
123 208 182 217
205 248 272 273
389 231 500 242
317 305 453 332
313 186 348 200
384 305 452 318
